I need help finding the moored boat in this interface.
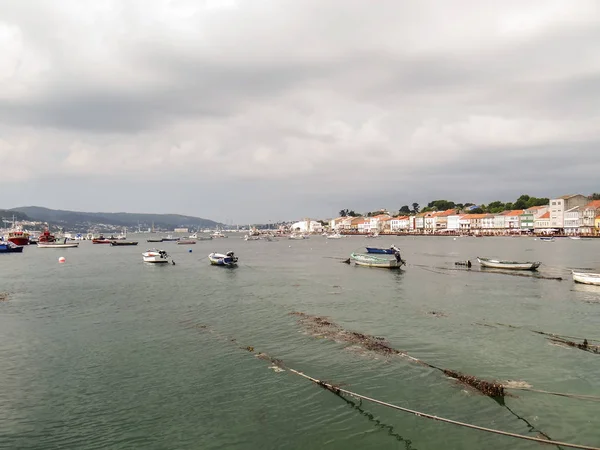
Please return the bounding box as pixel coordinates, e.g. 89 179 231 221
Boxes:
211 231 228 239
572 271 600 286
539 237 555 242
0 242 24 253
93 235 111 244
6 229 30 246
162 235 180 242
177 240 196 245
208 251 238 266
142 249 172 263
38 228 57 243
288 233 308 240
110 241 138 246
147 238 164 243
349 252 404 269
326 233 343 239
477 257 541 271
37 241 80 248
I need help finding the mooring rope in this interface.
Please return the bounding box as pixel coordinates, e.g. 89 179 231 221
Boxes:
507 387 600 402
287 368 600 450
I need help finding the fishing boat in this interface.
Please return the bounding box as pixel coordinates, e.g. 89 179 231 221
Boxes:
147 238 164 243
349 253 404 269
208 251 238 267
142 249 172 264
162 235 180 242
0 242 24 253
38 228 56 243
477 257 541 271
572 271 600 286
92 235 111 244
177 240 196 245
110 241 138 246
37 241 80 248
539 236 555 242
6 229 30 246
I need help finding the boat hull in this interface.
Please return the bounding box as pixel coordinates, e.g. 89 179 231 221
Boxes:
477 257 540 270
93 240 111 244
7 237 29 246
208 252 238 266
177 240 196 245
37 243 80 248
0 244 24 253
350 253 402 269
110 241 138 246
142 250 171 263
572 271 600 286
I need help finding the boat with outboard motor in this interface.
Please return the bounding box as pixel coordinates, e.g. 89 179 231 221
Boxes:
142 249 172 264
208 251 238 266
349 252 405 269
37 239 80 248
366 246 401 255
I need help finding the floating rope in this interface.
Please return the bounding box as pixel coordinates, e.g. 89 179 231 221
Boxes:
443 266 563 281
287 368 600 450
508 387 600 402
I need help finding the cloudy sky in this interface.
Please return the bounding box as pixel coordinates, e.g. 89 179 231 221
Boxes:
1 0 599 223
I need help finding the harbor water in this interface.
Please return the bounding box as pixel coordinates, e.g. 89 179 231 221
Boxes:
1 236 599 449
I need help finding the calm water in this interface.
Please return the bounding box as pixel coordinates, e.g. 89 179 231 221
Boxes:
1 235 599 449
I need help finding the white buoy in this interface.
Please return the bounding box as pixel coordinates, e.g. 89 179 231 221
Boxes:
58 256 66 263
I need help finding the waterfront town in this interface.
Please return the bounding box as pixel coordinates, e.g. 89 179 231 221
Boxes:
312 193 600 237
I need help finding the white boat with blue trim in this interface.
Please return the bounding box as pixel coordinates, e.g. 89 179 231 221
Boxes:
208 251 238 267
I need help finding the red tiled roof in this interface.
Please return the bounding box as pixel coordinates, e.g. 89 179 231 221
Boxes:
538 212 550 219
584 200 600 209
504 210 524 216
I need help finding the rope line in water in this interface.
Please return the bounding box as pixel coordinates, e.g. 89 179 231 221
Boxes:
287 368 600 450
507 387 600 402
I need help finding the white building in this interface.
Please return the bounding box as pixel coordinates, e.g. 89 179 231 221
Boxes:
549 194 588 230
291 220 323 233
564 206 582 235
389 216 411 232
446 215 462 232
493 214 506 230
369 214 391 232
581 200 600 235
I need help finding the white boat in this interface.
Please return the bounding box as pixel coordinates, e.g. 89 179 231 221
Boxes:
288 233 308 240
539 236 555 242
244 234 261 241
572 271 600 286
477 257 541 271
208 251 238 266
211 231 227 238
142 249 172 264
326 233 343 239
365 231 379 238
37 241 79 248
350 252 404 269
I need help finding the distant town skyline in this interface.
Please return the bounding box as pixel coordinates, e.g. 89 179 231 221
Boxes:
2 1 599 223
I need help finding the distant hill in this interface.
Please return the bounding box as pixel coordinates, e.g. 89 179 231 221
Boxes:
0 209 31 223
9 206 221 230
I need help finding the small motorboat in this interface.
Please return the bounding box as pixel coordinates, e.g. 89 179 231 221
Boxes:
539 237 555 242
0 242 24 253
349 252 405 269
244 234 261 241
147 238 164 243
477 257 541 271
161 235 180 242
288 233 308 240
142 249 172 264
93 235 111 244
37 241 80 248
572 271 600 286
211 231 228 239
110 241 138 246
208 251 238 267
326 233 343 239
177 240 196 245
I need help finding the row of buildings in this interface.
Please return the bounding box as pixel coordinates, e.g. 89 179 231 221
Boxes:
328 195 600 235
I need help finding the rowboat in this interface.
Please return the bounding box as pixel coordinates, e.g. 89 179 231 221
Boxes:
208 251 238 267
37 242 80 248
477 257 541 271
350 252 404 269
572 271 600 286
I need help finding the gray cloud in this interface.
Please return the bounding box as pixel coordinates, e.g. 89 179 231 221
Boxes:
1 0 599 222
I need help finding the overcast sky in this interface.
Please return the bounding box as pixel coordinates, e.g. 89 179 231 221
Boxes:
1 1 599 223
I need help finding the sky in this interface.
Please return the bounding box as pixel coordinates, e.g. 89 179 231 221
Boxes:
1 0 599 223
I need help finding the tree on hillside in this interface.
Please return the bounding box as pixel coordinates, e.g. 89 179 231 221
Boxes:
411 203 420 214
339 209 347 217
469 207 484 214
513 194 549 210
590 193 600 200
487 201 506 213
427 200 456 211
399 205 411 215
